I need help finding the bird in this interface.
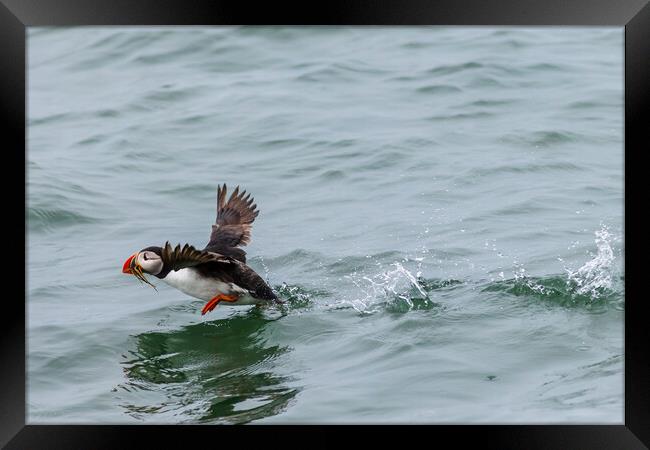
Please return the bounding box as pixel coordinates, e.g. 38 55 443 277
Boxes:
121 184 279 315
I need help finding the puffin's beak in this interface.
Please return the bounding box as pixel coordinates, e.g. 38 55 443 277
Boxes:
122 251 157 291
122 253 138 274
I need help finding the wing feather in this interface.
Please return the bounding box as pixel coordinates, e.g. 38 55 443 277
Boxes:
161 241 232 271
206 184 260 248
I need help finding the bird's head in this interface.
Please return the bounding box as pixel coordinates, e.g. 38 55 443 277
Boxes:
122 246 164 289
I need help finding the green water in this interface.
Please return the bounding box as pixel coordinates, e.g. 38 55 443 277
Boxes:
27 26 623 423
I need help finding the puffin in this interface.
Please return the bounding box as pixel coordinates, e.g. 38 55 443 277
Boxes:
122 184 279 315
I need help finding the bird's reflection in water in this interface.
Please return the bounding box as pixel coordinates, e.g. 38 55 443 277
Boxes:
116 309 298 423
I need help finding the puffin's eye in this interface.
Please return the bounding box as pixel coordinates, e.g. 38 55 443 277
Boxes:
143 254 149 261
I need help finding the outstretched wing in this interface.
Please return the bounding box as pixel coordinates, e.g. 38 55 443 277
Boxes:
206 184 259 248
161 241 232 272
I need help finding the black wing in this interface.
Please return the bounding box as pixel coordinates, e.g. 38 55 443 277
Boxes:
206 184 259 251
161 241 233 271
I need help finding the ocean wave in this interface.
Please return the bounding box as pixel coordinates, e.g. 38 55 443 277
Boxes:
140 85 205 104
465 162 582 178
501 130 583 147
29 112 78 127
296 68 353 83
466 76 506 88
461 99 519 108
567 100 621 110
426 61 483 76
28 207 97 232
426 111 494 122
481 274 621 309
415 84 462 94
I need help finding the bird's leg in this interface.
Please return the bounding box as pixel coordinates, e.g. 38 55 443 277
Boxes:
201 294 239 315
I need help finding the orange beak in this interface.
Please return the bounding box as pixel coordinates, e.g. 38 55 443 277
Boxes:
122 253 138 274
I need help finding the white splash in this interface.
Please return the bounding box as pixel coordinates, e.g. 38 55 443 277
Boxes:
344 261 429 314
513 263 550 295
566 224 618 298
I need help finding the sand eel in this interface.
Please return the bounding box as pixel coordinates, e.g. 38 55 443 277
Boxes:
122 184 278 314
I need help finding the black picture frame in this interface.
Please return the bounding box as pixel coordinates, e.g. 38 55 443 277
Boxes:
3 1 648 448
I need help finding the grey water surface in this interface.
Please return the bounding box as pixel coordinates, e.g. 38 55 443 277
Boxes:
27 27 624 424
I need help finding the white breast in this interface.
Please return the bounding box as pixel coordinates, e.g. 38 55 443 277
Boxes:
162 268 260 305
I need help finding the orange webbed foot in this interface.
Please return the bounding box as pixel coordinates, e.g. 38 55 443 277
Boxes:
201 294 239 315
